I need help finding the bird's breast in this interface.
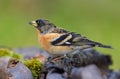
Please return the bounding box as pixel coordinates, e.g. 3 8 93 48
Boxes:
38 34 51 51
38 34 73 55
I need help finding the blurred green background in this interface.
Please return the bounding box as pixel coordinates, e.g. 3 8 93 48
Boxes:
0 0 120 69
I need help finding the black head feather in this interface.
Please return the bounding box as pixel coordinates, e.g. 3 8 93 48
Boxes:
36 19 46 27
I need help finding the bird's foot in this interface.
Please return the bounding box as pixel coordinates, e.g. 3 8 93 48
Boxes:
48 55 65 62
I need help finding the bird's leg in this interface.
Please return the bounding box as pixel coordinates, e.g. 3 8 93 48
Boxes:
48 55 65 62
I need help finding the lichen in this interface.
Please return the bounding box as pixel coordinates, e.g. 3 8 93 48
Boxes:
24 58 43 79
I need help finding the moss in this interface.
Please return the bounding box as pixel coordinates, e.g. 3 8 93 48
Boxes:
0 48 22 60
0 48 43 79
0 48 12 57
24 58 43 79
12 53 22 60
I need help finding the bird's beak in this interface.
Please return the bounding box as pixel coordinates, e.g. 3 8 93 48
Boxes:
29 21 38 27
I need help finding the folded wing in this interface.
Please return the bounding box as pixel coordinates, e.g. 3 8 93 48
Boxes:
51 32 112 49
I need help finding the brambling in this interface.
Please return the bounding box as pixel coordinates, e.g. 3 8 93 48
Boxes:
29 19 112 56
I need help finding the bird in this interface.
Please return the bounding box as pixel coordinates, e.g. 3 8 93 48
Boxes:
29 19 112 56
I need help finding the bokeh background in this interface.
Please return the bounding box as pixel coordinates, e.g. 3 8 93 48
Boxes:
0 0 120 69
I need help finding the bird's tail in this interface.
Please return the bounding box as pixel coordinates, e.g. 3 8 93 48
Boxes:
89 40 113 49
97 44 113 49
87 40 113 49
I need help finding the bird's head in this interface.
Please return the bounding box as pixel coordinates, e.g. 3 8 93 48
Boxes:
29 19 56 34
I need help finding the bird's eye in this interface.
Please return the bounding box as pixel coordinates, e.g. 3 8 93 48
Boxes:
36 19 45 26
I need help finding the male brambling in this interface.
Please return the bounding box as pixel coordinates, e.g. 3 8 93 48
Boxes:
29 19 112 56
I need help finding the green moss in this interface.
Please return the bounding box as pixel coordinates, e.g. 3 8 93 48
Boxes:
0 48 43 79
24 58 43 79
0 48 12 57
0 48 22 60
12 53 22 60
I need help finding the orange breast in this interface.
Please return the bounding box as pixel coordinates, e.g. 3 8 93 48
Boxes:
38 33 62 52
38 34 50 52
38 33 73 55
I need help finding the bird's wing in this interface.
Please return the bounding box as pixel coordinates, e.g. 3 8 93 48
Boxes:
51 32 112 48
